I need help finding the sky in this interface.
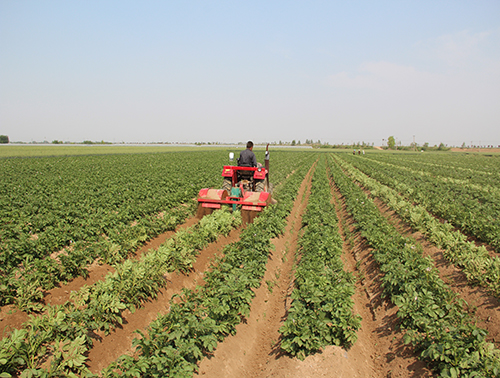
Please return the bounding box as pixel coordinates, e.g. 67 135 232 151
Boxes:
1 1 499 146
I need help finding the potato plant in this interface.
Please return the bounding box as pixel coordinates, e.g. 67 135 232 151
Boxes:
280 156 360 359
0 209 240 378
0 150 316 311
342 153 500 252
101 157 313 377
328 154 500 377
333 154 500 297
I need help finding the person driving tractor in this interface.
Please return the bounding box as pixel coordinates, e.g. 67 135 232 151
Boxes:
238 141 257 167
196 142 272 222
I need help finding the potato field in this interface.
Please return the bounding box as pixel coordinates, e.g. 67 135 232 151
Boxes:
1 148 499 377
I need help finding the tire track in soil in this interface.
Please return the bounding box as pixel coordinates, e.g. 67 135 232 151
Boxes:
196 164 315 378
371 196 500 348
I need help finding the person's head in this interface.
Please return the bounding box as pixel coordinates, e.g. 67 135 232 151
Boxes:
246 141 254 149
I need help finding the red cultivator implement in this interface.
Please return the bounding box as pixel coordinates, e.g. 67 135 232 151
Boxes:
197 145 272 223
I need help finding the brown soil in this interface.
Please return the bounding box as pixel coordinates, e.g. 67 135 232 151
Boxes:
196 161 315 378
46 217 200 305
87 227 242 372
0 306 29 338
372 197 500 348
3 166 497 377
0 217 199 338
196 164 434 378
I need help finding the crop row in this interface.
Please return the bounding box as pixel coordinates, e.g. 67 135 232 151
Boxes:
0 209 240 378
0 152 224 267
279 156 360 359
366 152 500 189
366 155 500 198
100 157 314 377
2 206 190 312
0 150 317 376
0 150 315 312
342 153 500 252
332 154 500 297
328 155 500 377
0 152 227 309
367 153 500 200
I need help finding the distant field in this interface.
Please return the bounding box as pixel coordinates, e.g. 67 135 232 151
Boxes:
1 149 500 377
0 144 314 158
0 145 221 158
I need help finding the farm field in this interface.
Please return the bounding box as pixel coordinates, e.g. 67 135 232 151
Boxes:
1 149 499 377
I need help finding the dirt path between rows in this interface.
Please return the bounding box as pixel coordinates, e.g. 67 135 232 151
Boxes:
0 217 200 335
319 178 433 378
196 162 315 378
197 163 434 378
372 197 500 348
87 225 243 373
47 216 201 307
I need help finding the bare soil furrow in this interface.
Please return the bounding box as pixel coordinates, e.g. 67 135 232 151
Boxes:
371 196 500 348
197 161 434 378
328 179 433 378
197 163 314 378
46 216 200 307
0 217 199 340
88 227 242 372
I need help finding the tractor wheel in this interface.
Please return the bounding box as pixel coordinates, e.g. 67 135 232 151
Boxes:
222 178 232 193
196 203 213 219
255 180 265 192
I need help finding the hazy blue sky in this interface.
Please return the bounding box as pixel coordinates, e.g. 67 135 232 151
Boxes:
1 1 499 146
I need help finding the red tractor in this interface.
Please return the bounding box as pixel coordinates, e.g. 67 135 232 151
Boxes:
197 145 272 223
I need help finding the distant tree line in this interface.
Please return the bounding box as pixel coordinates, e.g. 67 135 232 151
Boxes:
383 135 450 151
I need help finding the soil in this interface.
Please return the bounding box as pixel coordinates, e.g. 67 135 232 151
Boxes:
87 227 243 372
2 164 498 377
196 164 434 378
371 197 500 348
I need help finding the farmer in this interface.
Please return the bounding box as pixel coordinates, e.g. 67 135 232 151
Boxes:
238 141 257 167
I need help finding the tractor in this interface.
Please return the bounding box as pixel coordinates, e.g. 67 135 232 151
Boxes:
197 144 273 223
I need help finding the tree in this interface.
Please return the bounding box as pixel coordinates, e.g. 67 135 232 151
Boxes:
291 140 296 146
0 135 9 144
387 136 395 149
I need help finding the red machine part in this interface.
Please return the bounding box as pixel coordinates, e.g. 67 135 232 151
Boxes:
197 162 271 217
221 165 267 184
197 188 271 210
197 188 226 209
241 191 271 211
